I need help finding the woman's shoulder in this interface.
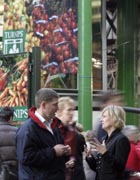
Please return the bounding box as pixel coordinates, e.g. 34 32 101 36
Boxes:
115 131 130 146
109 130 130 145
115 130 129 139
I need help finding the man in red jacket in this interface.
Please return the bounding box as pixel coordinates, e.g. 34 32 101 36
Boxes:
16 88 71 180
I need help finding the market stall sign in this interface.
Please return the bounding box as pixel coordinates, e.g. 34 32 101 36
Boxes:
14 106 28 121
3 29 26 54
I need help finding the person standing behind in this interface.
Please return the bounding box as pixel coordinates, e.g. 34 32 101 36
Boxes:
122 125 140 177
136 131 140 170
69 121 86 180
0 106 18 180
52 97 86 180
83 130 97 180
85 105 130 180
16 88 71 180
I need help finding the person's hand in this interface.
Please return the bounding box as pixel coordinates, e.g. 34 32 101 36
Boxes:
63 145 71 156
53 144 65 157
65 158 75 169
84 143 93 158
53 144 71 157
90 138 107 155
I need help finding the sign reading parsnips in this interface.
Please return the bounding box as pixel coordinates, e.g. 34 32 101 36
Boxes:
3 29 26 54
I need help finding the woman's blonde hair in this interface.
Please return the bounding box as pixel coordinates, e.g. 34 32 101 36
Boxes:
58 96 75 110
101 105 126 130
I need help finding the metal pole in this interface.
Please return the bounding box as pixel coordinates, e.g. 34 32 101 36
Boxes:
30 46 41 106
102 0 107 90
78 0 92 130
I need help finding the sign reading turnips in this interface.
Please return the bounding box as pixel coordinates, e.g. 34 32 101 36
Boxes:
3 29 26 54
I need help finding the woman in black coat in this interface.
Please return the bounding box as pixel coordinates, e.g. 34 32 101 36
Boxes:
86 105 130 180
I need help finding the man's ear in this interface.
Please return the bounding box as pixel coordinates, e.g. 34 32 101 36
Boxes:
41 101 47 108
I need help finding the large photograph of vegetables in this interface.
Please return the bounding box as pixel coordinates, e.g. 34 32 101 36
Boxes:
27 0 78 75
3 0 78 89
0 53 28 107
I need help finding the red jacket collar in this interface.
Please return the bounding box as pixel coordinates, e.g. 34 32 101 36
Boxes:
51 117 63 129
28 107 46 129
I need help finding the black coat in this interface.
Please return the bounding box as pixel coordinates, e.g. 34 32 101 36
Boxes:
0 121 18 180
16 108 66 180
86 130 130 180
71 133 86 180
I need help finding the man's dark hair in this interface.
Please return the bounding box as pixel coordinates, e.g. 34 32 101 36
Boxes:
35 88 59 108
0 106 14 121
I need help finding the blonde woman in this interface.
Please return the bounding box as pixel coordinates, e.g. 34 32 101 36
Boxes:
86 105 130 180
52 96 86 180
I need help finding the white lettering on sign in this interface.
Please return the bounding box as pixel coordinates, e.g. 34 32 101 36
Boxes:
4 31 24 39
14 109 28 119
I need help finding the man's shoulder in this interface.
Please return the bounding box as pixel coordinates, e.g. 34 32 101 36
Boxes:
0 124 17 131
16 118 33 132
